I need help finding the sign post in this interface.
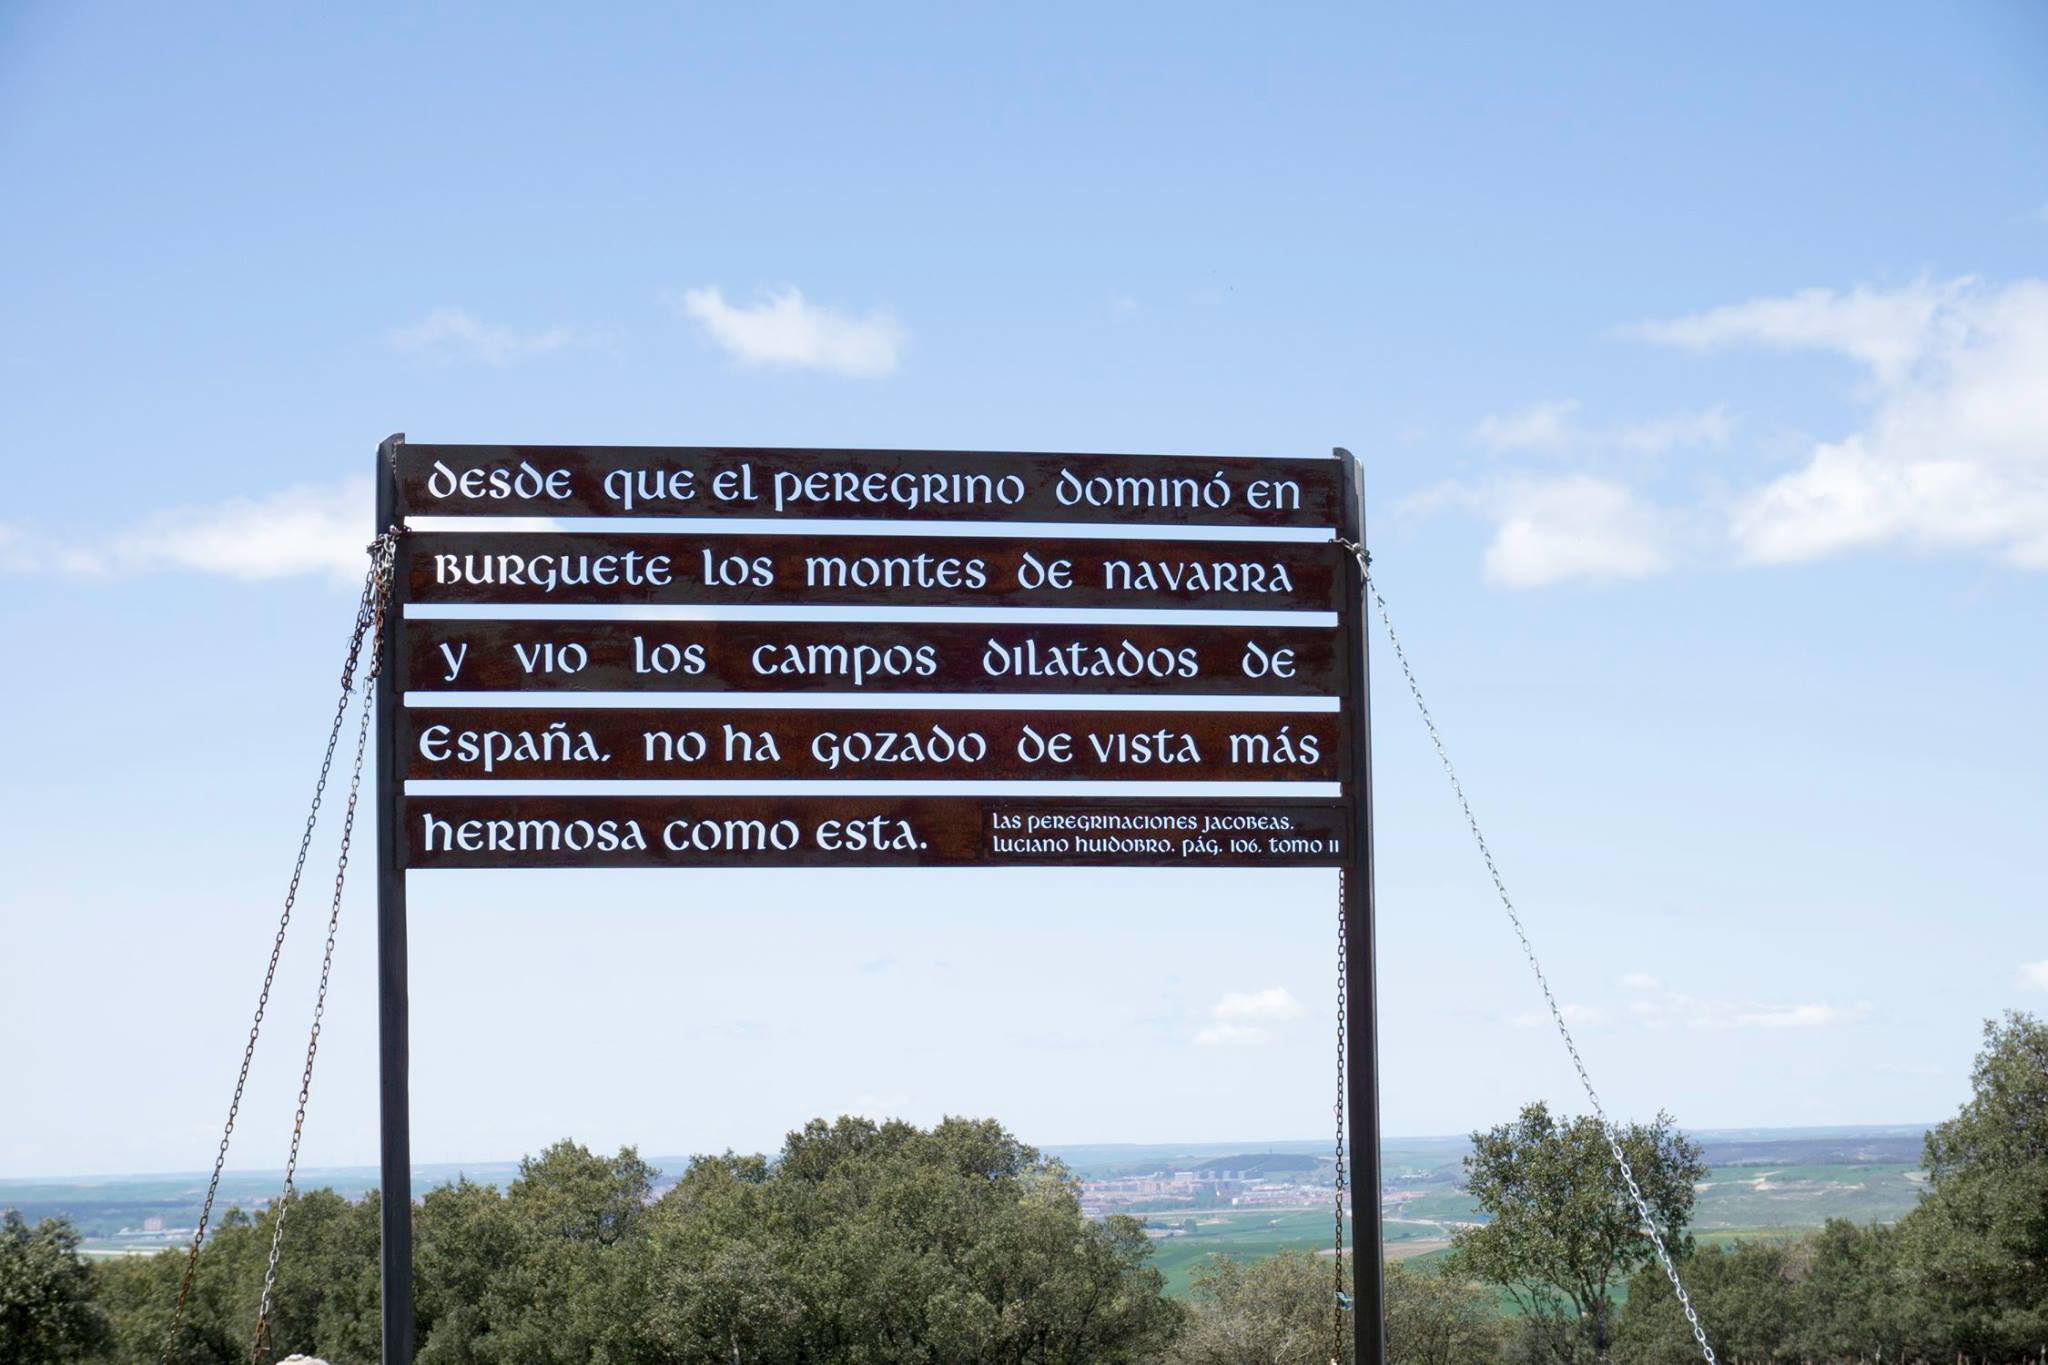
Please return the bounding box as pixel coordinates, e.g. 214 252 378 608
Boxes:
373 435 414 1365
1338 447 1385 1363
371 437 1381 1361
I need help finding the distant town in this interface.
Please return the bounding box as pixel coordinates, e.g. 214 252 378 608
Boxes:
1 1123 1930 1289
1077 1152 1347 1222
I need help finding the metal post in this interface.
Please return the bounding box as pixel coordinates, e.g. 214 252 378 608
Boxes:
374 434 414 1364
1337 448 1386 1363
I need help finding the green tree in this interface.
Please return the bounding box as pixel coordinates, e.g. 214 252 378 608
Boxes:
246 1188 381 1362
0 1211 109 1364
1450 1104 1704 1363
1169 1249 1348 1364
1167 1252 1503 1365
1789 1218 1923 1364
414 1141 657 1365
411 1176 520 1365
1897 1010 2048 1359
1383 1260 1505 1365
91 1204 264 1365
641 1115 1181 1363
1610 1240 1796 1365
89 1193 381 1365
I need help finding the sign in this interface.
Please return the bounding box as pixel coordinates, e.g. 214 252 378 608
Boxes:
400 444 1343 525
369 438 1385 1363
407 531 1342 610
404 796 1350 869
402 706 1341 782
403 620 1343 697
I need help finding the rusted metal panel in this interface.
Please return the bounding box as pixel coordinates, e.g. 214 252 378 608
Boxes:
406 531 1342 611
400 795 1351 868
397 444 1340 527
400 706 1343 782
403 620 1343 697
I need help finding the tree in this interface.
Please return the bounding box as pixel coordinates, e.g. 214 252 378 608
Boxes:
85 1193 381 1365
414 1141 657 1365
1170 1249 1348 1365
1897 1010 2048 1359
244 1188 381 1363
1450 1103 1704 1363
0 1211 109 1364
1383 1260 1505 1365
1609 1240 1796 1365
640 1115 1181 1363
1168 1252 1503 1365
91 1204 263 1365
1789 1218 1923 1364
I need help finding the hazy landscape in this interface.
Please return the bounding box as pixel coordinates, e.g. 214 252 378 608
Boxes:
1 1124 1930 1295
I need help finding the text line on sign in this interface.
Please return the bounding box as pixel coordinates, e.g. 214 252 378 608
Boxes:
403 620 1344 696
400 795 1351 869
401 707 1345 782
405 531 1342 611
399 445 1341 527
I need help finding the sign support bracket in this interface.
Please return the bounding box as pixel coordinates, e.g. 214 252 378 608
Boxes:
375 433 415 1365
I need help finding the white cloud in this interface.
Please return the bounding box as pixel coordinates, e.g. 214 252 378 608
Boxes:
2021 960 2048 991
1509 1003 1607 1030
1473 402 1731 457
1195 987 1304 1045
1195 1023 1268 1046
1613 978 1874 1032
389 307 589 365
1414 475 1672 589
1614 406 1735 455
680 285 903 377
1476 401 1580 452
1632 279 1967 384
1212 988 1305 1021
1719 1002 1874 1030
1639 277 2048 569
1 478 372 583
2 522 114 574
1436 275 2048 583
1437 404 1726 586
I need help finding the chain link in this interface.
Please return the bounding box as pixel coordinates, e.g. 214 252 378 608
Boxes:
246 531 397 1361
1336 537 1717 1365
1332 867 1351 1365
160 529 401 1365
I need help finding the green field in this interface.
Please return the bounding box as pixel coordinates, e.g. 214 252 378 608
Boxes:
1141 1210 1347 1296
2 1125 1934 1285
1112 1128 1931 1296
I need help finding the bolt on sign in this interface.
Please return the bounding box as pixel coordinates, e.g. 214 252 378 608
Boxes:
370 439 1387 1361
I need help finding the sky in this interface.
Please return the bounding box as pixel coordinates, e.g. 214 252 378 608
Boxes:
1 1 2044 1180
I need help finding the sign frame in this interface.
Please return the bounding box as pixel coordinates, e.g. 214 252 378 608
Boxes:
370 436 1385 1362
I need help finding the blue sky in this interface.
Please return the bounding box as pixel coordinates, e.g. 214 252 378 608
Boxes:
2 1 2044 1179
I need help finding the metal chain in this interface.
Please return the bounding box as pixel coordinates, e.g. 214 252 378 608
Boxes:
1335 537 1717 1365
159 529 401 1365
1332 867 1351 1365
247 531 398 1362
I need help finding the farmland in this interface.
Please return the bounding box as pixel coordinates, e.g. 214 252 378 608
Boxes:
1059 1126 1929 1294
0 1124 1932 1295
